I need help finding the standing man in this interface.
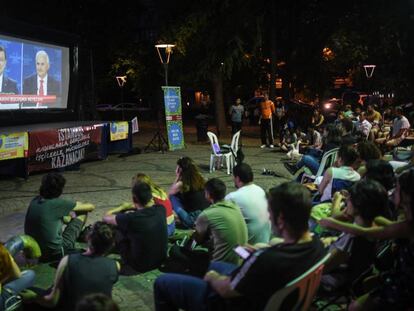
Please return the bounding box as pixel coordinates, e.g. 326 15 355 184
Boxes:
229 98 244 135
259 93 275 148
225 163 271 244
0 46 18 94
23 50 60 107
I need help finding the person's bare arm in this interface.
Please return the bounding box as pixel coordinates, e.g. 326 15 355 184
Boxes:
374 216 395 227
73 202 95 213
168 181 182 195
105 202 134 216
318 168 332 195
102 214 118 226
8 254 22 281
320 217 412 240
36 256 68 307
204 271 241 298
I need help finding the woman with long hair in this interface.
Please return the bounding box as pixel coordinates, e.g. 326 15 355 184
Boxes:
133 173 175 236
169 157 209 228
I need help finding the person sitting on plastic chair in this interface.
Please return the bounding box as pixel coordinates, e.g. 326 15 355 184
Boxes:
320 180 387 294
153 182 326 311
317 145 361 203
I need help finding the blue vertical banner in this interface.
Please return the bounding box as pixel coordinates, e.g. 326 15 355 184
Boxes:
162 86 185 150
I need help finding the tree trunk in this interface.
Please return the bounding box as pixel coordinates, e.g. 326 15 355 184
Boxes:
211 69 227 136
269 0 277 100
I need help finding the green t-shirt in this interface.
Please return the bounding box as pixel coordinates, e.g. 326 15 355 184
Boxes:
195 200 248 265
24 196 75 256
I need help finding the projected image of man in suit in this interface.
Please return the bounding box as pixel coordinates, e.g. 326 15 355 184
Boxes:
23 50 60 96
0 45 18 94
22 50 60 108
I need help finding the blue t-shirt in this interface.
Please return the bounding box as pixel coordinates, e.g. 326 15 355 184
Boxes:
230 105 244 122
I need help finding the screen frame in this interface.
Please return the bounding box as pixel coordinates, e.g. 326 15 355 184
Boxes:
0 17 80 127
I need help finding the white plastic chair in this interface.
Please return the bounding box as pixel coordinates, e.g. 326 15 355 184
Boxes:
301 148 339 184
222 130 242 165
207 131 233 174
263 253 330 311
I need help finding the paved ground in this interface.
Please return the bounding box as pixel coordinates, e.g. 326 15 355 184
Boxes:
0 121 293 310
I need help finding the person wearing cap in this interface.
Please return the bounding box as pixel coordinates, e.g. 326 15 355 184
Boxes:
229 98 244 135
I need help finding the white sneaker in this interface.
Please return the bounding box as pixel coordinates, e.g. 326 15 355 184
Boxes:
260 144 266 149
269 144 274 148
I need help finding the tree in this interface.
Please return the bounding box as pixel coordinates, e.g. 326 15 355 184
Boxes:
158 0 263 135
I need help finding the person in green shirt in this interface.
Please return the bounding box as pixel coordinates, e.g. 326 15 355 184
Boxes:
24 172 95 261
194 178 248 265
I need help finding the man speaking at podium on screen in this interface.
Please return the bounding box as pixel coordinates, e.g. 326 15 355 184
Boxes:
22 50 60 108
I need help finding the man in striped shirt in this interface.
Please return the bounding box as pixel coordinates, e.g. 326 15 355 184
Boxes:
154 183 325 311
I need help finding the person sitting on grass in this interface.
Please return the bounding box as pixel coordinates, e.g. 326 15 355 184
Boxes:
24 172 95 262
0 243 35 310
103 182 168 273
169 157 209 228
30 222 119 311
225 163 271 244
76 293 120 311
193 178 247 265
118 173 175 237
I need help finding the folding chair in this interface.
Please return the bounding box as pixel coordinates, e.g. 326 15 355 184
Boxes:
263 253 331 311
207 131 233 174
301 148 339 184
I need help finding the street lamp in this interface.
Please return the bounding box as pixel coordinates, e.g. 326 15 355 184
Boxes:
144 44 175 152
155 44 175 86
363 64 376 79
115 75 127 120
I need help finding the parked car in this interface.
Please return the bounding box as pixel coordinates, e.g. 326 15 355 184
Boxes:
96 104 113 111
112 103 139 111
320 98 342 121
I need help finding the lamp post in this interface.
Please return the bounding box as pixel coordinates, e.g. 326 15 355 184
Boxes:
144 44 175 153
116 75 127 120
155 44 175 86
363 64 376 96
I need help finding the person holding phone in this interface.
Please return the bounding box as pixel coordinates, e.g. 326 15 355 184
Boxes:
154 182 326 311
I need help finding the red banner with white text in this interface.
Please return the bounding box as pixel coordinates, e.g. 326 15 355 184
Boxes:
28 125 103 174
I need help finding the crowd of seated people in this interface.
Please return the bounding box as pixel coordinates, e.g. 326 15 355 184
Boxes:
3 99 414 311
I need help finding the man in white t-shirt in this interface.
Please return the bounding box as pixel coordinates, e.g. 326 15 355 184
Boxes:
376 106 411 148
225 163 271 244
318 145 361 202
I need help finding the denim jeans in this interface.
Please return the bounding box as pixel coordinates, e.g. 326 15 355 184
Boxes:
154 261 238 311
169 195 201 229
1 269 36 308
296 155 320 175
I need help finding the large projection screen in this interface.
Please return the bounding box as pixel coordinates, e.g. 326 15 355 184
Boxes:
0 33 70 110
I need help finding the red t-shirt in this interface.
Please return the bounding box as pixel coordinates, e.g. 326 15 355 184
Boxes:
154 197 174 225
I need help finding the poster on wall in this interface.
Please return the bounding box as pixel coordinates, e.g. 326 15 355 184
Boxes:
0 132 28 160
28 124 103 174
162 86 185 151
110 121 129 141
